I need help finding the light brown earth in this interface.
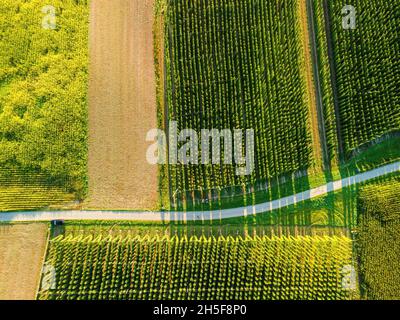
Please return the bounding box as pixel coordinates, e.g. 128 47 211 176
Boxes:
0 223 48 300
87 0 159 210
298 0 324 171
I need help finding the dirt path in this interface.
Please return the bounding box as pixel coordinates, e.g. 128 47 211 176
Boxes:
88 0 158 210
298 0 324 171
305 0 331 169
0 223 48 300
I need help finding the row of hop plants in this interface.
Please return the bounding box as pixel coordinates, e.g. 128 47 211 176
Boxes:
164 0 314 200
38 234 354 300
328 0 400 156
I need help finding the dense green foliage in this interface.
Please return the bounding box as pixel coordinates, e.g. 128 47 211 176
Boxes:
39 234 353 300
327 0 400 155
164 0 314 200
0 0 88 200
0 168 74 212
357 179 400 300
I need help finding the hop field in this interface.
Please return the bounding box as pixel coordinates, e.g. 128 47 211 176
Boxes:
164 0 315 199
38 234 354 300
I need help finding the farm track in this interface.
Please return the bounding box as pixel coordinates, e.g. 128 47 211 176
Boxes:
299 0 324 170
1 162 399 223
87 0 158 210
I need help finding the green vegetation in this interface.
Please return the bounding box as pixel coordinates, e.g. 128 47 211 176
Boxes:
224 190 350 227
216 171 400 229
327 0 400 156
0 185 73 212
0 0 88 210
164 0 314 205
39 234 353 300
161 0 400 211
0 0 398 303
357 179 400 300
0 169 75 211
165 137 399 222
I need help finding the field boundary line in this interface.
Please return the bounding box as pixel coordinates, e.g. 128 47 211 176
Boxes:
1 161 399 223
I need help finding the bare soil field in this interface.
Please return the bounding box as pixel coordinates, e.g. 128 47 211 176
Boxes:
88 0 159 210
0 223 48 300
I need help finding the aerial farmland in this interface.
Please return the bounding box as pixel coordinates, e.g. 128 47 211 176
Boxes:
0 0 399 304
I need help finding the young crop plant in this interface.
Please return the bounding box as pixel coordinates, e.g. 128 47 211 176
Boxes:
38 234 354 300
326 0 400 157
163 0 315 203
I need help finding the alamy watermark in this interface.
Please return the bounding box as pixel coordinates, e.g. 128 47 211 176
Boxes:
146 121 255 176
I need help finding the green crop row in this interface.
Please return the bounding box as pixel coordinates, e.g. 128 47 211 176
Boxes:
38 234 354 300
